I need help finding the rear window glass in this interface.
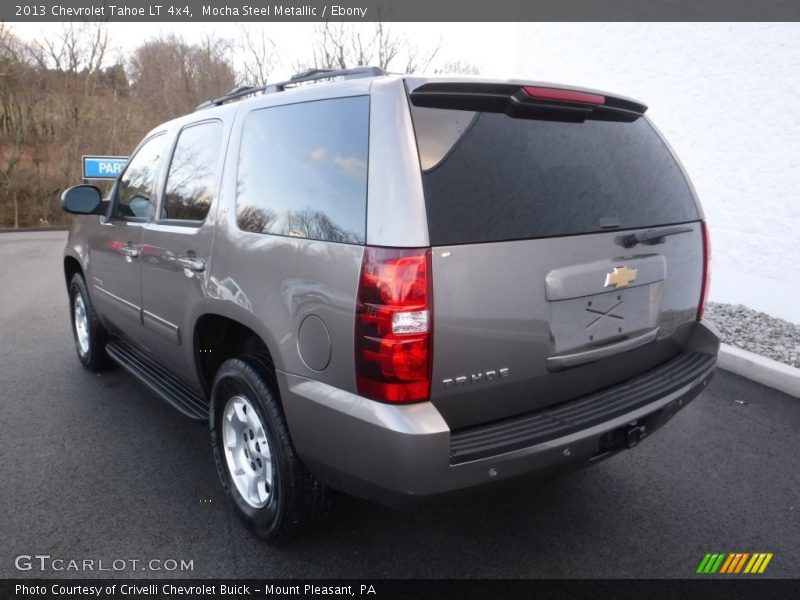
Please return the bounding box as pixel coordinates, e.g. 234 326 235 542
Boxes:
236 96 369 245
410 106 700 246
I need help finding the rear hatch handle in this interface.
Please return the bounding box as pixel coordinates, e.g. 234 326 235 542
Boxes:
622 226 693 248
547 327 660 371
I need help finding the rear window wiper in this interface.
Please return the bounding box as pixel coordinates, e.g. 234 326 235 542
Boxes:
622 226 693 248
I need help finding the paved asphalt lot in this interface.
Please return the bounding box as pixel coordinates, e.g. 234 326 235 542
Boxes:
1 230 798 579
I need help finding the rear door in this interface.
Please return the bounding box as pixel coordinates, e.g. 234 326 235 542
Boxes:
138 119 226 385
406 81 705 429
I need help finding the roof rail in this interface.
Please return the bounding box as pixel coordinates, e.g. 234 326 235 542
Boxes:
290 68 339 80
195 66 387 111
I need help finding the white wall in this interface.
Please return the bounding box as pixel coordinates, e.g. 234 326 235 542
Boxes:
512 23 800 323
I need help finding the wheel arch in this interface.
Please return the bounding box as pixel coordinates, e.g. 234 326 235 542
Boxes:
193 312 279 405
63 254 83 289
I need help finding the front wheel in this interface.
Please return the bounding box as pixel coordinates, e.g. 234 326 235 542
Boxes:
210 355 331 541
68 273 112 371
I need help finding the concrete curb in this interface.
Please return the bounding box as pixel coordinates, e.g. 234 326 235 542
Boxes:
718 343 800 398
0 226 70 233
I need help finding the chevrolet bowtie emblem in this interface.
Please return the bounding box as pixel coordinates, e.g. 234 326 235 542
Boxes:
604 266 638 289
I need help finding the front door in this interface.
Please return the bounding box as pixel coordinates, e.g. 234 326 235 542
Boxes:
89 133 168 342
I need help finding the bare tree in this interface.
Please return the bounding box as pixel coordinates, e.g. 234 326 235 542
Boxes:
237 25 278 86
283 208 359 244
0 23 164 227
31 22 109 75
307 22 349 69
1 26 48 226
434 59 481 75
301 22 440 73
0 25 26 226
0 23 28 75
372 22 401 71
130 34 236 123
1 23 118 226
0 21 476 228
237 205 277 233
34 24 114 185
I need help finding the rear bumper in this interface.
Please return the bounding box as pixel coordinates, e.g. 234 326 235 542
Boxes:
278 321 719 509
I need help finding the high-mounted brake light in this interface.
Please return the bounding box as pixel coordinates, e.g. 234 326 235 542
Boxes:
409 82 644 123
355 247 432 403
523 86 605 106
697 221 711 320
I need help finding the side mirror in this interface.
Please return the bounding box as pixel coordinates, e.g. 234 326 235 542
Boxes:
61 185 105 215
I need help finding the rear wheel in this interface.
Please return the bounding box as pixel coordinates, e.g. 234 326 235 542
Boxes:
68 273 112 371
210 355 331 541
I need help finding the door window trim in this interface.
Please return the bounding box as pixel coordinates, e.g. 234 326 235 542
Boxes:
155 118 224 228
107 131 168 224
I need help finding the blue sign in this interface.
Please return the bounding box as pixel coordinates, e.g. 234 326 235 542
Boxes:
82 155 128 180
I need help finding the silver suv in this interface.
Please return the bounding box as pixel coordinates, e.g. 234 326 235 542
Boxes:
62 67 719 540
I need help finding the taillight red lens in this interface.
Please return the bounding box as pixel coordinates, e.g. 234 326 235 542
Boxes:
697 221 711 320
355 247 432 403
523 86 605 105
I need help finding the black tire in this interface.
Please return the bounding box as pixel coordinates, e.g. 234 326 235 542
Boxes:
210 354 331 541
68 273 112 371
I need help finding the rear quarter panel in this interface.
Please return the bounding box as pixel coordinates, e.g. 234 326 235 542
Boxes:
206 84 374 391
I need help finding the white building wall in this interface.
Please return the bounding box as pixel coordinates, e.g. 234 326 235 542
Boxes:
512 23 800 322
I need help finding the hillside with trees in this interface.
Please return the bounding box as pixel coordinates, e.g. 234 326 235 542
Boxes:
0 24 236 227
0 22 475 228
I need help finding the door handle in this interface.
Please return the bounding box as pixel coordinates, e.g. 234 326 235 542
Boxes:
546 327 660 371
176 257 206 272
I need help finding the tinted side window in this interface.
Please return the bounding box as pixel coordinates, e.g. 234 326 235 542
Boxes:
162 121 224 222
114 134 167 219
236 96 369 244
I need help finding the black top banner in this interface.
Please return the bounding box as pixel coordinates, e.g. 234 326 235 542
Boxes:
3 0 800 22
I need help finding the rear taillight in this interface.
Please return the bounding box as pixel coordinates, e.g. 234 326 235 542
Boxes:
697 221 711 320
355 247 432 403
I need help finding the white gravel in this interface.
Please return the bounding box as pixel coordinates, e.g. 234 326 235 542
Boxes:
704 302 800 369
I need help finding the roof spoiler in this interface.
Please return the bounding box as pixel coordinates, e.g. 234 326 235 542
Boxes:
408 82 647 123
